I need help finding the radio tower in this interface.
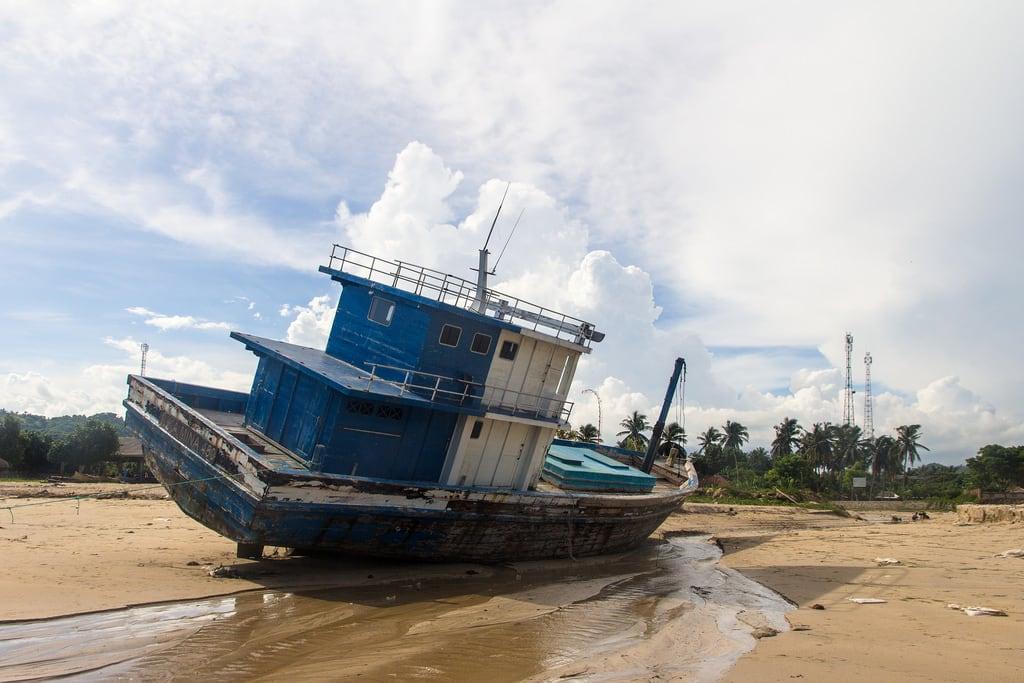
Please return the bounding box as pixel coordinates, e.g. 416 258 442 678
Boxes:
140 342 149 377
863 352 874 439
842 332 855 425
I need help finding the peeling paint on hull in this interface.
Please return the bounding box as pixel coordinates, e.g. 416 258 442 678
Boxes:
126 377 687 562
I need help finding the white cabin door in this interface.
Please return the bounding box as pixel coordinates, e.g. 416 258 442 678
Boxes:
490 422 530 487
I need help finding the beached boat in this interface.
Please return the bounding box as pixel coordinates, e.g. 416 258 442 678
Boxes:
124 241 697 562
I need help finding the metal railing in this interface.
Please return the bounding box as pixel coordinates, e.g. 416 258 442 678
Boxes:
325 244 599 347
364 362 573 422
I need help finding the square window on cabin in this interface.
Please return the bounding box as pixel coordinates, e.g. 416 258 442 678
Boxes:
499 340 519 360
367 296 395 326
470 420 484 439
470 333 492 355
439 324 462 347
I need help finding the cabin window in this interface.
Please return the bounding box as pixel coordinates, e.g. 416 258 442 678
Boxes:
470 333 492 355
439 324 462 347
499 340 519 360
470 420 484 439
367 296 395 326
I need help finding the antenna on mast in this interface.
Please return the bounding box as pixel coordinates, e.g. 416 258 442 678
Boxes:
140 342 149 377
472 182 510 312
482 182 510 255
842 332 855 426
863 352 874 439
493 207 524 271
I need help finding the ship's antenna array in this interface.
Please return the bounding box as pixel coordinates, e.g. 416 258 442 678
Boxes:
472 182 511 313
842 332 855 426
493 207 525 271
140 342 149 377
863 352 874 439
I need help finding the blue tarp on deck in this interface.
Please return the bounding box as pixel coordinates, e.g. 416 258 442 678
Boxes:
542 442 657 493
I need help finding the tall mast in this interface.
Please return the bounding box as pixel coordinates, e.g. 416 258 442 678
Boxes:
843 332 855 426
863 352 874 439
472 183 509 313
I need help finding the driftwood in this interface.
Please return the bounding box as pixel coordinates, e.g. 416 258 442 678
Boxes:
775 487 801 505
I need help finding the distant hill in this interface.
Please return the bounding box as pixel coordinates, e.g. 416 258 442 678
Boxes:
1 410 129 438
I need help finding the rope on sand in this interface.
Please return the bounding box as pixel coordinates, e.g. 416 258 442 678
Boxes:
1 472 239 523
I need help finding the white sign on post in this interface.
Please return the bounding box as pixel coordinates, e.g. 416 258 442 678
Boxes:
852 477 868 488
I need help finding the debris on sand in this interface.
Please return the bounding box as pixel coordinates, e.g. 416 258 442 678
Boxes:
963 606 1007 617
874 558 901 566
751 626 779 639
208 565 242 579
186 560 200 566
994 548 1024 558
948 603 1007 616
809 604 826 610
848 598 887 604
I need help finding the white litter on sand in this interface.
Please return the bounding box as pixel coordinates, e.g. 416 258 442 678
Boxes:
847 598 887 604
994 549 1024 558
874 558 901 566
963 606 1008 617
946 603 1007 616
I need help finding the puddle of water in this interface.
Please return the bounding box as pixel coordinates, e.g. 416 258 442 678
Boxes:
0 536 793 682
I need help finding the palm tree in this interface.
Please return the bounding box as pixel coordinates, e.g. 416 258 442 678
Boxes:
833 424 866 473
722 420 749 452
555 424 580 440
722 420 749 481
771 418 801 459
696 426 723 454
870 435 900 492
746 446 771 474
896 424 930 487
578 423 601 443
657 422 686 458
617 411 650 452
799 422 836 478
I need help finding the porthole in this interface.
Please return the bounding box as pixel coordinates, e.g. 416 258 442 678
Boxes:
439 324 462 347
470 333 492 355
499 340 519 360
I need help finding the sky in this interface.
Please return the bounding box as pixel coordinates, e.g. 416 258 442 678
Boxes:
1 2 1022 465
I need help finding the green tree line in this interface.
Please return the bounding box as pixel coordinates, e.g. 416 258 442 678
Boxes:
559 413 1024 497
0 411 124 475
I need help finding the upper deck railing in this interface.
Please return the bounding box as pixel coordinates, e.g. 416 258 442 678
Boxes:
325 245 602 348
365 362 573 422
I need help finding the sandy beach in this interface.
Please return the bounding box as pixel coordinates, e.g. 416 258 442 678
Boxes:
1 482 1022 680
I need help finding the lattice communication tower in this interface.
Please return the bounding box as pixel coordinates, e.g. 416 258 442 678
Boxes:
842 332 855 425
140 342 149 377
863 352 874 439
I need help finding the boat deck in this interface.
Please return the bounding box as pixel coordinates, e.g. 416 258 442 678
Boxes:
194 408 681 496
196 409 308 471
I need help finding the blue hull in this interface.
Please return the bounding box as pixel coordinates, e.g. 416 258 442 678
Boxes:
125 377 687 563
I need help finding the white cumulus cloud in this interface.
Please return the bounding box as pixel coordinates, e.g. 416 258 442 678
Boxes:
283 295 335 348
1 338 254 417
126 306 231 332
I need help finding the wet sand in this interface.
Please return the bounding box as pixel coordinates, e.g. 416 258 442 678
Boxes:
2 483 1023 680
